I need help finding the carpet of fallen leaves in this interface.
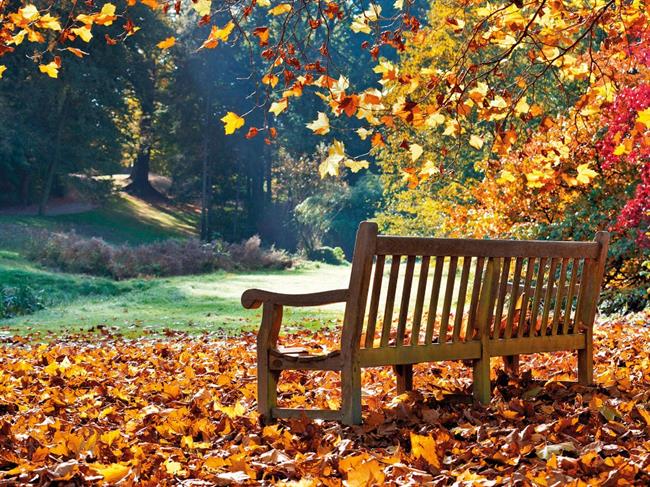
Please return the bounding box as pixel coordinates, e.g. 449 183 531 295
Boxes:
1 312 649 486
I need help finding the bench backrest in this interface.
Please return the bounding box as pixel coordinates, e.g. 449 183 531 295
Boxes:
341 222 609 352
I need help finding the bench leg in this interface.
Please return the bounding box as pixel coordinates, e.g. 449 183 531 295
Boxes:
341 363 362 425
503 355 519 377
257 353 280 424
394 364 413 394
578 346 593 386
472 357 491 404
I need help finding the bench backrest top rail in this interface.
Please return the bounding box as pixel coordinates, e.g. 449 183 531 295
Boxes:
375 235 601 259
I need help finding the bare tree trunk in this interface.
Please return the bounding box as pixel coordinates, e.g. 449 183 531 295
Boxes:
39 85 69 216
200 96 212 241
125 60 164 200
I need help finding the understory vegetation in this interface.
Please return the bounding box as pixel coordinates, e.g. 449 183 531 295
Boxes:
24 230 292 280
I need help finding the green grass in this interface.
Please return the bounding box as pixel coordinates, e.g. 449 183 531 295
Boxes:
0 193 198 246
0 253 348 336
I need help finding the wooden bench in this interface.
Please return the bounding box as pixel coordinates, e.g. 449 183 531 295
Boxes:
242 222 609 425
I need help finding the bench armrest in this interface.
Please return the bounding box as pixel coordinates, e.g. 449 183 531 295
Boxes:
241 288 349 309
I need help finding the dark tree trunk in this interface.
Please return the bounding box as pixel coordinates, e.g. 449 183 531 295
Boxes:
124 60 164 200
39 85 69 216
200 96 212 241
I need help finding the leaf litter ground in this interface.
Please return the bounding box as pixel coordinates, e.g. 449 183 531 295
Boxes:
1 312 649 485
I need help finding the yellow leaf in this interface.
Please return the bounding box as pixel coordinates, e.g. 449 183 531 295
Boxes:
262 73 279 88
192 0 212 17
425 112 445 128
20 5 40 21
39 62 59 78
257 0 271 6
410 143 423 162
157 36 176 49
164 459 186 476
269 98 288 116
515 97 530 114
469 135 484 150
420 160 439 178
339 455 385 487
95 3 117 26
496 169 516 184
613 143 628 156
38 14 62 31
576 163 598 185
220 112 245 135
394 0 404 9
410 433 441 469
0 66 6 79
636 108 650 128
92 463 131 483
343 159 369 173
269 3 292 15
351 17 371 34
200 22 235 49
72 26 93 42
306 112 330 135
319 140 346 178
356 127 372 140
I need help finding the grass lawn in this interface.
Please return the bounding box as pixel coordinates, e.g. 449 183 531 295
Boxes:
0 251 349 336
0 193 198 246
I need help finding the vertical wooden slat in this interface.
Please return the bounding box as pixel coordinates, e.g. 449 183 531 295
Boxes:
424 256 444 344
504 257 524 339
562 259 580 335
574 259 587 333
380 255 401 347
364 255 385 348
466 257 485 340
410 256 430 346
396 255 416 347
452 257 472 342
540 258 559 336
528 257 547 337
438 256 458 344
551 258 569 335
517 258 536 338
492 257 511 338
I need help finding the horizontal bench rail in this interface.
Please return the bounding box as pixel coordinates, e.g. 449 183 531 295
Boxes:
359 341 481 367
376 236 601 259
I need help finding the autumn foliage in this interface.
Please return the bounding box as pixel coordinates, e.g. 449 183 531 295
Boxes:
1 312 649 485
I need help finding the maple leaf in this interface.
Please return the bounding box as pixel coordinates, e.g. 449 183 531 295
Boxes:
72 26 93 42
262 73 279 88
256 0 271 5
39 61 60 78
410 433 441 469
0 66 6 79
200 22 234 49
576 163 598 184
357 127 372 140
410 143 424 162
220 112 245 135
319 139 346 178
344 159 369 172
306 112 330 135
252 27 270 46
19 4 40 21
192 0 212 17
94 3 117 26
157 36 176 49
37 14 62 31
269 3 292 15
496 169 516 184
636 107 650 128
469 135 484 150
269 98 288 116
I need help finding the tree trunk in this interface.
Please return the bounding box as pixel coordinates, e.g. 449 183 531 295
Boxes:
124 60 164 200
38 85 69 216
200 96 212 241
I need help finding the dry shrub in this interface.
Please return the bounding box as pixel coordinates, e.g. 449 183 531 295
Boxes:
24 232 292 279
